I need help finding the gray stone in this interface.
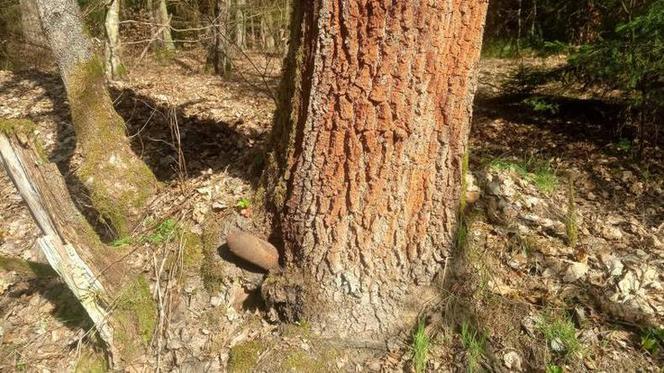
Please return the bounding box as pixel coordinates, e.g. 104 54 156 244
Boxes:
503 351 522 371
563 262 589 282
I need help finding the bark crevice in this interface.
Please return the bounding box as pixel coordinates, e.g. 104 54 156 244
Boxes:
262 0 488 339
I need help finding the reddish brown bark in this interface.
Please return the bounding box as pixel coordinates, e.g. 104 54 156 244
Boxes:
263 0 488 338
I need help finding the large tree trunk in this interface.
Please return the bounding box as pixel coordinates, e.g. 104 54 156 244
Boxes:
262 1 488 339
35 0 158 238
104 0 124 80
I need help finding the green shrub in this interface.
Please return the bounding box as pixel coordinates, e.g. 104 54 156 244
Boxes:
460 321 486 372
411 319 430 373
569 1 664 147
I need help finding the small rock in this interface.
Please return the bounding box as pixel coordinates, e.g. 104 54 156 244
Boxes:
550 337 565 352
523 196 541 209
573 306 586 327
226 306 239 321
503 351 522 371
465 172 481 204
608 259 624 277
601 225 623 241
617 271 639 297
210 295 223 307
563 262 589 282
521 316 537 338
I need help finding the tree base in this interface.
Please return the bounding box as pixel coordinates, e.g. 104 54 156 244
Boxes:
262 267 442 340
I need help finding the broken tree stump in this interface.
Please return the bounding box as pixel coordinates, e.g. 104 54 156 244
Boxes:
0 123 154 367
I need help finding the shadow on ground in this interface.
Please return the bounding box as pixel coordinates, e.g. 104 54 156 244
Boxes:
0 69 268 239
471 68 664 230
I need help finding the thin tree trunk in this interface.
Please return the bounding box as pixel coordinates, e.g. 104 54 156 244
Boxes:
278 0 289 56
264 9 275 51
19 0 47 48
261 1 488 339
156 0 175 51
531 0 538 38
104 0 123 79
517 0 523 52
209 0 231 78
35 0 159 238
235 0 246 49
260 13 267 49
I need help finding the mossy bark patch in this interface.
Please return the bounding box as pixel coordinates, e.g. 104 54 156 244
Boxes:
228 340 269 373
281 349 334 372
200 217 226 292
112 275 156 359
66 57 158 238
181 229 204 271
74 350 108 373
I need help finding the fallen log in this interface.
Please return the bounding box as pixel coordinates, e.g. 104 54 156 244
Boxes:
0 121 155 367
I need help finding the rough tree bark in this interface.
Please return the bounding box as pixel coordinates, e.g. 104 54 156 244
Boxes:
104 0 124 79
262 1 488 339
35 0 158 237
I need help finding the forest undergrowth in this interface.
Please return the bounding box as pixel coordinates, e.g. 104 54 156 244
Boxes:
0 51 662 371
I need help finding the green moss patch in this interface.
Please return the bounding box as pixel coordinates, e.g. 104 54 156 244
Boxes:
113 276 156 357
281 344 338 373
0 118 35 135
200 217 225 292
67 57 158 238
228 340 268 373
181 229 204 271
74 349 108 373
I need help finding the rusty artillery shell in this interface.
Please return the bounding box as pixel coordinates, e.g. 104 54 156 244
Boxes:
226 231 280 270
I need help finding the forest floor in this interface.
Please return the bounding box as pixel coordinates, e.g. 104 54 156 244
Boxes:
0 50 662 372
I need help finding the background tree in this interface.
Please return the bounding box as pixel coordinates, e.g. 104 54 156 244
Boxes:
209 0 232 77
234 0 246 49
153 0 175 52
35 0 158 237
261 0 489 338
104 0 123 79
19 0 46 48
